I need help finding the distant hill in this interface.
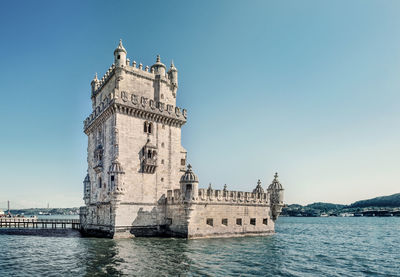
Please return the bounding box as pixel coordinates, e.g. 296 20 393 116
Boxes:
349 193 400 208
282 193 400 217
305 202 346 211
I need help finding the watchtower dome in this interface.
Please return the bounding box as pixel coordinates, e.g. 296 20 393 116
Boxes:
114 39 127 67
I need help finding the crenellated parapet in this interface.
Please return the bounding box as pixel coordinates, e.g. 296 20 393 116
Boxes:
166 165 272 206
91 42 178 100
166 187 269 205
91 64 116 98
197 188 269 204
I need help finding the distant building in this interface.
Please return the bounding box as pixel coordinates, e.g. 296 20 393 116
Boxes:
79 40 284 238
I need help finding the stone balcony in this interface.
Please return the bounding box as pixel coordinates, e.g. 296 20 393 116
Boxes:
142 157 157 174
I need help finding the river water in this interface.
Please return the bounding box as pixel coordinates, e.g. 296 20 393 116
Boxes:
0 217 399 276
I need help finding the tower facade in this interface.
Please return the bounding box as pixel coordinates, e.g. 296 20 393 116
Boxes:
80 40 187 238
80 41 284 239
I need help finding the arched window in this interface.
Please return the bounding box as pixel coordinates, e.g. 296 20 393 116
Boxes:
144 122 148 133
147 150 152 159
98 177 102 188
148 123 152 134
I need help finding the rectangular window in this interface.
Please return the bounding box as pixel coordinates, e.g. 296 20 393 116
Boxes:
263 218 268 225
222 218 228 226
236 218 242 226
250 218 256 225
181 159 186 166
111 176 115 181
206 218 213 226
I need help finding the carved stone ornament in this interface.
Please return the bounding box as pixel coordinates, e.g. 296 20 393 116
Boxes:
182 109 187 118
141 97 148 107
131 94 138 105
175 107 181 116
167 104 173 114
149 99 156 110
158 102 164 112
121 91 128 102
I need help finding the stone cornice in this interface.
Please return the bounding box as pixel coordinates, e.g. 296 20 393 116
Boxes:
84 94 187 134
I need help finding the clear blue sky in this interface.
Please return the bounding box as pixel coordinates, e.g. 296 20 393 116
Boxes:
0 0 399 209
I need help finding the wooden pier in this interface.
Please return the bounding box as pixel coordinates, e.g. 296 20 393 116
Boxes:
0 218 80 229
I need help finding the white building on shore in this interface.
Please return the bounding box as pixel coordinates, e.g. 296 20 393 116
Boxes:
79 40 284 239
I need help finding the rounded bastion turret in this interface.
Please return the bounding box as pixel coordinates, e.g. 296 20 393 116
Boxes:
180 164 199 202
151 55 167 76
267 172 284 220
114 39 127 67
167 61 178 88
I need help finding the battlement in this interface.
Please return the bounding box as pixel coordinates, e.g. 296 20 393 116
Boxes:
92 59 174 99
166 187 269 205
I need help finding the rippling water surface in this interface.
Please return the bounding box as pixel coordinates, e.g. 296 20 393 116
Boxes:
0 217 399 276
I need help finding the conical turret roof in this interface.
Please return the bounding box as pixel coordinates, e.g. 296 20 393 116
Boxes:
151 55 166 71
268 173 283 190
180 164 199 183
114 39 127 54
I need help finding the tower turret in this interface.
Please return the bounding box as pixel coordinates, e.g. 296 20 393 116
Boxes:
253 179 265 194
83 173 91 204
168 60 178 88
150 55 166 76
91 73 99 93
108 160 125 195
114 39 127 67
180 164 199 202
267 172 284 220
90 73 100 109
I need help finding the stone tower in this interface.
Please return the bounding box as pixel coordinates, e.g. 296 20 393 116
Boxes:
80 40 187 238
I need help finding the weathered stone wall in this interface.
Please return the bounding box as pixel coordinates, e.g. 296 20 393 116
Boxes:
165 188 275 239
117 113 185 202
187 203 274 238
87 115 115 204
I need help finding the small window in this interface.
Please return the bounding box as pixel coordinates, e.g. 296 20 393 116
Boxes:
181 159 186 166
98 177 102 188
236 218 242 226
250 218 256 225
161 177 164 182
263 218 268 225
206 218 213 226
161 159 164 164
161 142 165 148
117 55 120 59
222 218 228 226
111 176 115 181
147 150 152 159
144 122 153 134
161 94 164 99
